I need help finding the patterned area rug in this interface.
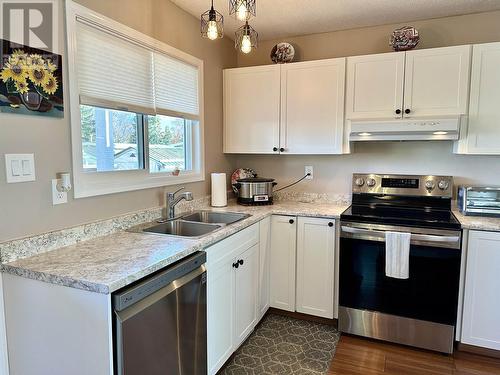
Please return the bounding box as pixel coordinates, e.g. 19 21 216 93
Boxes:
219 313 340 374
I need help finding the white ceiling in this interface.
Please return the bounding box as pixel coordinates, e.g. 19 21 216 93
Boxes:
171 0 500 41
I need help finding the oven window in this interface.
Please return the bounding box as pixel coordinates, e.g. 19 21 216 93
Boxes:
339 237 461 325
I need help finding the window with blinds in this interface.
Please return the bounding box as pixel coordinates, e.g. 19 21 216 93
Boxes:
66 1 204 198
75 19 200 120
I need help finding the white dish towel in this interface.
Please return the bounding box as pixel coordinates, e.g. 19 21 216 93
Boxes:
385 231 411 279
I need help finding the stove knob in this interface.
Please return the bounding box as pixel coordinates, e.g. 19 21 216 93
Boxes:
425 180 435 190
354 178 365 187
438 180 450 190
366 178 376 187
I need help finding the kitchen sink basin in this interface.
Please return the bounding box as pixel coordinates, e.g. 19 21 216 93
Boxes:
143 220 221 237
181 211 250 225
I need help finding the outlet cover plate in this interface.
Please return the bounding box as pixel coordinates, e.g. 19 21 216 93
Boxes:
305 166 313 180
52 179 67 205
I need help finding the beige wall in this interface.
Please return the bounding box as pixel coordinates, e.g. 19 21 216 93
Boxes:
0 0 237 241
233 10 500 196
238 10 500 67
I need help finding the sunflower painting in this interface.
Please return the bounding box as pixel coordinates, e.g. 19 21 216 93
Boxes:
0 39 63 117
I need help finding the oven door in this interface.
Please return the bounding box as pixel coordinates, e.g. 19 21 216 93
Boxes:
339 222 462 326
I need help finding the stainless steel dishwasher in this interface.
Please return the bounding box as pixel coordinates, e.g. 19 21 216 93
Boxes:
113 252 207 375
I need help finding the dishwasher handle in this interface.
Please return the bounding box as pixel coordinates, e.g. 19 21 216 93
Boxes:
115 264 206 322
113 251 206 312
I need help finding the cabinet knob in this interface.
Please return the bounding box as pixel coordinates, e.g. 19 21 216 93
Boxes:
328 222 334 227
232 262 239 269
289 219 294 224
238 259 244 266
405 109 411 114
280 147 285 152
273 147 278 152
395 109 401 114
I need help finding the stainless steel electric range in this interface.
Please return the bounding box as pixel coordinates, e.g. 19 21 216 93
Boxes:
339 174 462 354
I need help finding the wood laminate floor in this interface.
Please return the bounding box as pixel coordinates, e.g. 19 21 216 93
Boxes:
329 335 500 375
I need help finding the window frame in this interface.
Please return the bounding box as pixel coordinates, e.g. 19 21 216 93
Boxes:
66 1 205 198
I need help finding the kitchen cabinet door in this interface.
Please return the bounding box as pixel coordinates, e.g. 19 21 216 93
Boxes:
269 215 297 312
345 52 405 120
461 230 500 350
296 217 336 319
403 45 471 118
206 224 258 375
223 65 281 154
207 255 234 375
280 58 346 154
233 244 259 348
258 217 271 320
459 42 500 154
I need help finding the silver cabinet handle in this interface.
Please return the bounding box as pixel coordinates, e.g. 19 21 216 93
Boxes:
341 226 460 244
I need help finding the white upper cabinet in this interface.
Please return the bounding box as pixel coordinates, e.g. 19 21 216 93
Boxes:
346 52 405 120
456 42 500 154
223 65 281 154
461 230 500 350
346 46 471 121
403 45 471 117
280 58 346 154
296 217 336 319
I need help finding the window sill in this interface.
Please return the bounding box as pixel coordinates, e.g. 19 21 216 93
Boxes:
73 171 204 198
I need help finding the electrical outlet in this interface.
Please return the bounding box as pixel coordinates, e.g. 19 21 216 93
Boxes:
52 179 67 205
305 166 313 180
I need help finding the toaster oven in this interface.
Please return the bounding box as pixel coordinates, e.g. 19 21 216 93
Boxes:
457 186 500 217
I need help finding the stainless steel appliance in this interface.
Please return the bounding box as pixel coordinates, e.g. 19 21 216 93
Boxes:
113 252 207 375
233 177 277 205
339 174 462 354
458 186 500 217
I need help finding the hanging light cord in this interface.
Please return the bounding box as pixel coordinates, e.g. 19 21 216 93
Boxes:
275 173 311 192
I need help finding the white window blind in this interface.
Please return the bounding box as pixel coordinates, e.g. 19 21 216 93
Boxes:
154 52 200 118
76 20 155 114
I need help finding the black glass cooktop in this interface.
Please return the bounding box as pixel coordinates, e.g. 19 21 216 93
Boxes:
341 204 461 230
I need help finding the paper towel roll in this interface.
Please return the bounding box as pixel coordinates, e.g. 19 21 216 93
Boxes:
211 173 227 207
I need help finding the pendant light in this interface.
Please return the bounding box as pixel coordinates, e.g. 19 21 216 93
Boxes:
229 0 256 21
201 0 224 40
235 21 258 54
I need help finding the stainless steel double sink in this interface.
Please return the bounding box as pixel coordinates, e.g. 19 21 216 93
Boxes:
133 210 251 238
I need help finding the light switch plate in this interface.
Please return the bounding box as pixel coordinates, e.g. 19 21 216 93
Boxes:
52 179 67 205
5 154 36 183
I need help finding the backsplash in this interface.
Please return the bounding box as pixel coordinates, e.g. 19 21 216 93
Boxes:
0 196 211 263
274 191 351 204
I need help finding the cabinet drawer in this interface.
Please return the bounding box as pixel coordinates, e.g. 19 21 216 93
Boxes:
206 223 259 265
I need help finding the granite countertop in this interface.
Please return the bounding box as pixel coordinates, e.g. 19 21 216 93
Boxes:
452 209 500 232
1 201 348 294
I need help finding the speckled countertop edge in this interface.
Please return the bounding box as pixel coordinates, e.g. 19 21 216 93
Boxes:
1 200 349 294
452 208 500 232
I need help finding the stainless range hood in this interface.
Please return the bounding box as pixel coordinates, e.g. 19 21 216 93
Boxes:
349 116 461 141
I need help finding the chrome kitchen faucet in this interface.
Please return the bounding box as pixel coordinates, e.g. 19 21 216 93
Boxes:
164 187 193 220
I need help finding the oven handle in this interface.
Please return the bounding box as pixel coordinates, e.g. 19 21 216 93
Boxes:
341 226 460 244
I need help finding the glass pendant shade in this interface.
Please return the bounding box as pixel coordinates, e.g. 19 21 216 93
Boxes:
235 22 258 54
229 0 256 21
201 1 224 40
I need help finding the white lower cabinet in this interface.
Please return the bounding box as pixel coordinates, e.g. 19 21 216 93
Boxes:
258 217 271 320
206 223 259 375
269 215 337 318
234 244 259 348
461 230 500 350
269 215 297 312
296 217 336 319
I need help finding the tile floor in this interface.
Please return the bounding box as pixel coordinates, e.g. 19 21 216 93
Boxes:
219 313 340 375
